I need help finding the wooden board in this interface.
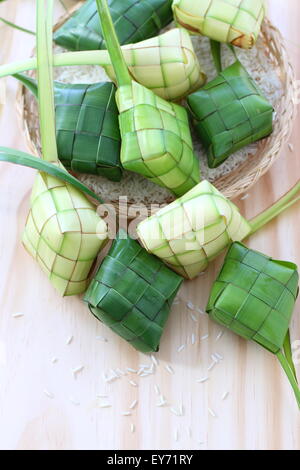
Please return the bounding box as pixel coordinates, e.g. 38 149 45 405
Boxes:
0 0 299 450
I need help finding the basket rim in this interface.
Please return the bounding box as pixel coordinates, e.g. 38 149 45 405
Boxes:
16 8 298 211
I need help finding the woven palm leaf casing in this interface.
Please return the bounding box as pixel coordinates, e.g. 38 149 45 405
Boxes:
137 180 251 279
84 231 183 353
187 61 273 168
23 169 108 296
117 80 200 197
104 28 207 101
206 243 299 354
55 81 122 181
172 0 265 49
54 0 173 51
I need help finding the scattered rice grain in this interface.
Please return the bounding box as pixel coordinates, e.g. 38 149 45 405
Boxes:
66 335 73 345
177 344 185 353
129 380 138 387
190 313 198 322
12 312 24 318
165 364 174 375
43 389 54 399
197 377 209 383
187 302 195 310
208 407 217 418
96 336 108 342
72 365 84 377
222 391 229 401
201 334 209 340
215 331 224 342
130 423 135 433
129 399 138 410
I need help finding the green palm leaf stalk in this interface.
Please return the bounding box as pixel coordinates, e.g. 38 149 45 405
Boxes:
96 0 200 197
206 242 300 408
137 180 300 280
14 74 122 181
187 57 273 168
0 28 206 102
1 0 108 296
54 0 174 51
172 0 265 49
84 230 183 353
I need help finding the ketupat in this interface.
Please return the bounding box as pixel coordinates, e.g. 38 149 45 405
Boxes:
84 231 183 353
104 28 206 101
137 180 251 279
96 0 200 197
206 242 300 407
15 74 122 181
54 0 173 51
21 0 108 296
172 0 265 49
0 28 206 102
187 60 273 168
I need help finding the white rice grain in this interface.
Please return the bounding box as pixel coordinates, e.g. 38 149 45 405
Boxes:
66 335 73 345
165 364 175 375
44 389 54 399
129 380 138 387
12 312 24 318
208 407 217 418
177 344 185 353
129 399 138 410
197 377 209 383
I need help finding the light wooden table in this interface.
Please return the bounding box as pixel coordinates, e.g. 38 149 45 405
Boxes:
0 0 299 451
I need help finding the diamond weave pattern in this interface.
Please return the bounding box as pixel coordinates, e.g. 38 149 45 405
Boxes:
187 61 273 168
206 243 299 353
54 0 173 51
173 0 265 49
84 231 183 353
55 82 122 181
137 180 251 279
23 170 108 296
117 80 200 197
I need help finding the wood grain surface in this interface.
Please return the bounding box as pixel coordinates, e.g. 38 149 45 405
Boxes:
0 0 299 450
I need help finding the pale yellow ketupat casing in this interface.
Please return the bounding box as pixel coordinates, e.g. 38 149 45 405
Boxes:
137 180 251 279
22 0 108 297
0 28 207 102
104 28 207 101
172 0 265 49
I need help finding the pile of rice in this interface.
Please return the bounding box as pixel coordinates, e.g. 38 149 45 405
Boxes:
53 28 282 205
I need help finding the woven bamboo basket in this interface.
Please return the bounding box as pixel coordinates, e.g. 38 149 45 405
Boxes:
16 3 297 214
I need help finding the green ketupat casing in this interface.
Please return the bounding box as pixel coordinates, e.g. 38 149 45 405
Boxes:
137 180 251 279
21 0 108 296
54 0 174 51
55 82 122 181
172 0 265 49
96 0 200 197
187 61 273 168
84 231 183 353
206 242 300 407
117 80 200 196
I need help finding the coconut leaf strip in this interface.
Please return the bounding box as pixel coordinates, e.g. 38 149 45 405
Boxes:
0 147 103 203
